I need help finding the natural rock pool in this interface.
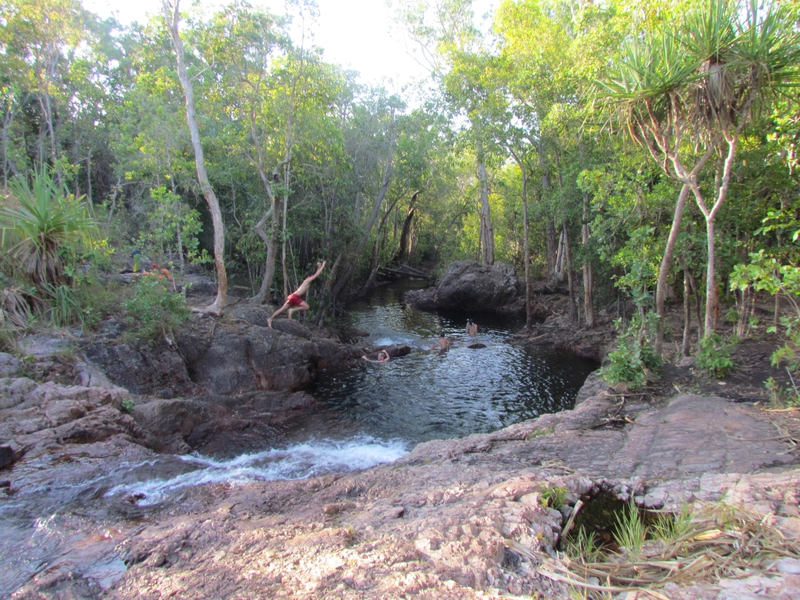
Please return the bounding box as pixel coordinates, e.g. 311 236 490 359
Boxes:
310 280 599 445
0 282 600 595
91 281 597 505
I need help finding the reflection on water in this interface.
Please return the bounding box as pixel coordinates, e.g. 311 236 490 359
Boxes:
313 280 598 444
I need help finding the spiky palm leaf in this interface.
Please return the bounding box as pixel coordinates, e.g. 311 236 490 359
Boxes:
0 169 98 289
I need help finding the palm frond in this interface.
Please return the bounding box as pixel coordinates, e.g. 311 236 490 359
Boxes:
0 169 98 289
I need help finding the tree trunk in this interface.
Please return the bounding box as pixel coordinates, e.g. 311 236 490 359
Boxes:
539 146 557 279
522 169 532 331
509 148 532 331
682 264 691 357
546 218 558 281
564 223 577 323
331 121 397 299
362 193 405 294
394 192 418 264
165 0 227 315
705 216 718 337
581 192 594 329
281 164 290 298
476 139 494 266
654 183 690 353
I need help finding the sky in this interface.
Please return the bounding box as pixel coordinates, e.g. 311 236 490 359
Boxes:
83 0 497 89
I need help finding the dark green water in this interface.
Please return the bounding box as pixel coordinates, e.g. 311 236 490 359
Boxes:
312 280 599 445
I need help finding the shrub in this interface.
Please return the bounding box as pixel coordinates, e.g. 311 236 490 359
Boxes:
122 276 189 346
696 333 735 378
0 168 98 288
601 315 663 389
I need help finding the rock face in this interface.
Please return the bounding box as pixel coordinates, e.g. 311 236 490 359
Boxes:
405 261 521 315
67 390 800 599
81 339 194 397
82 304 361 397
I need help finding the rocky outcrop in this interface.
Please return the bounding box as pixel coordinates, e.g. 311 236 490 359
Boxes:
405 261 522 315
102 391 800 599
0 372 135 467
80 305 363 397
3 336 800 599
81 339 195 398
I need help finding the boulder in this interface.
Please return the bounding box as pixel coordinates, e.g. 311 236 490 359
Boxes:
405 261 520 314
131 398 214 453
81 339 195 397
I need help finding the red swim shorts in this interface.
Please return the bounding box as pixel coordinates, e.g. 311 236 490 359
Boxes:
286 293 303 307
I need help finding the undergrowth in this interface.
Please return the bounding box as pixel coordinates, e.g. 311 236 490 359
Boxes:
550 502 799 598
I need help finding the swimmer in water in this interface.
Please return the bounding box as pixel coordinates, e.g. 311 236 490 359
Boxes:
268 260 326 328
362 350 390 364
431 331 450 350
466 319 478 341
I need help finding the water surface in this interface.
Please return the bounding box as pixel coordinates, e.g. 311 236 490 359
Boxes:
312 280 598 444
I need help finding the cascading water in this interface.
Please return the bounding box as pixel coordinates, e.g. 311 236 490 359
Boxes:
0 280 599 596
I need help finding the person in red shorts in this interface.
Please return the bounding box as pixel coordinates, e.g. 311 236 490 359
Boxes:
267 260 326 328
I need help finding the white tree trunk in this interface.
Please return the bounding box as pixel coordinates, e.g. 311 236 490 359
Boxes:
164 0 227 315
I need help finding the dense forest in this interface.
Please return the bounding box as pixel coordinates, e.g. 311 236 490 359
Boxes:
1 0 799 392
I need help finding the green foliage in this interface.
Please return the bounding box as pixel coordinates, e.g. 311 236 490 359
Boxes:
136 186 207 267
0 169 98 289
652 504 695 544
613 501 646 561
540 486 568 509
696 333 735 379
610 226 661 308
44 284 83 328
764 377 800 408
601 314 663 389
122 276 189 346
566 526 601 563
73 279 120 330
730 250 800 300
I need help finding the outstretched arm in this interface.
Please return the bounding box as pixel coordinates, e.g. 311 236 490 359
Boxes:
311 260 327 279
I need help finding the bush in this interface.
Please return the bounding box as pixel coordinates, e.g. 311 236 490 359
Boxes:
0 168 98 288
122 276 189 346
696 333 735 379
601 315 663 389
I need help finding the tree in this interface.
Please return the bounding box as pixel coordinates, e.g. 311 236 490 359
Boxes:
600 0 800 345
162 0 227 315
394 0 498 266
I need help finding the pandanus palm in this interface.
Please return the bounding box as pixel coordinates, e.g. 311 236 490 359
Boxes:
0 169 98 289
598 0 800 348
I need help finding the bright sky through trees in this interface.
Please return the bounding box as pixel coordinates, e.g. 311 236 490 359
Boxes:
84 0 497 86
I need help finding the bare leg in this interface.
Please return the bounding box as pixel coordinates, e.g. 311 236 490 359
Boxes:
287 301 310 320
267 301 291 328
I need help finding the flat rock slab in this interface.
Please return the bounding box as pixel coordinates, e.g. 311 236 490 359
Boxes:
618 394 793 481
406 393 799 487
